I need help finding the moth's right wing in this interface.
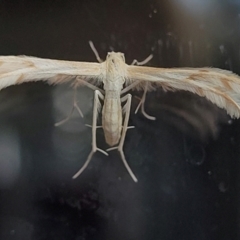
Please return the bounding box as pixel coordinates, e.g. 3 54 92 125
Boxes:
0 56 103 90
127 65 240 118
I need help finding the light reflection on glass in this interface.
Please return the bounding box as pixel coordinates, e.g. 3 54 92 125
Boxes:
0 127 20 188
171 0 213 15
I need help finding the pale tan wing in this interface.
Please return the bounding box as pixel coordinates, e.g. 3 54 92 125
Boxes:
127 65 240 118
0 55 102 90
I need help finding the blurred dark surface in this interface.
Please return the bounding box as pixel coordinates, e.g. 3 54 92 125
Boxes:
0 0 240 240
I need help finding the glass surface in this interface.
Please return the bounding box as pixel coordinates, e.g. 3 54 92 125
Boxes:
0 1 239 239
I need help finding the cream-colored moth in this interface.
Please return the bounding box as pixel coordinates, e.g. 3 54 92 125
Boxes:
0 41 240 182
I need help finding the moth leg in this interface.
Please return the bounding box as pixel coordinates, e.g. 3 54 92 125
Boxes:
118 94 138 182
121 78 156 120
121 81 141 95
135 83 156 121
72 90 108 179
129 54 155 121
55 89 84 127
76 78 104 93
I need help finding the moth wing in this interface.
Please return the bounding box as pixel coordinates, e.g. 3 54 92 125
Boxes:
0 56 102 90
127 65 240 118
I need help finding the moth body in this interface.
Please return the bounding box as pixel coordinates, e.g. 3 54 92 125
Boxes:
101 52 127 146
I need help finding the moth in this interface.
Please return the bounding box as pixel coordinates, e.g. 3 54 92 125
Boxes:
1 42 240 182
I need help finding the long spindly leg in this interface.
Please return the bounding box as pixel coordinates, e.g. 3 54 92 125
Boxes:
118 94 138 182
121 81 155 120
129 53 156 121
72 90 108 179
55 88 84 127
76 77 104 93
134 83 156 120
122 81 156 121
55 77 104 127
121 81 141 95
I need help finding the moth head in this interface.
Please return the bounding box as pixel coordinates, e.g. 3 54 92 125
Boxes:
106 52 125 64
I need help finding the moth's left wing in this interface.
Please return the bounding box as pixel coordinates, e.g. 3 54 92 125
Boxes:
0 56 102 90
127 65 240 118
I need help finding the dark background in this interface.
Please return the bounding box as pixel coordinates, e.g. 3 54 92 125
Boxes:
0 0 240 239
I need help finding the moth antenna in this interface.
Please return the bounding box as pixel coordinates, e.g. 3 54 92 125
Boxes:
89 40 103 63
131 54 153 66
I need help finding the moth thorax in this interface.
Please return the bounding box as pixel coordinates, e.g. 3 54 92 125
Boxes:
106 52 127 79
103 79 124 91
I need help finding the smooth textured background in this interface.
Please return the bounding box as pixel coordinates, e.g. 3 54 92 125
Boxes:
0 0 240 239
